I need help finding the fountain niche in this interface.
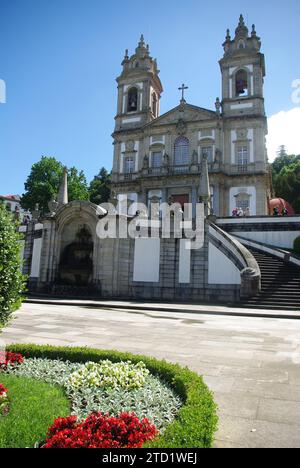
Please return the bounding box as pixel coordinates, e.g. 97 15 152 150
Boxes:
58 226 93 286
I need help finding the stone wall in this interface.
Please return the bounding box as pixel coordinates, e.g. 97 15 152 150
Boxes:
217 216 300 249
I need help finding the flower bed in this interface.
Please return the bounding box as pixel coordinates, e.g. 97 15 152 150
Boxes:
67 360 150 390
0 351 23 370
4 344 218 448
6 357 182 430
43 412 158 449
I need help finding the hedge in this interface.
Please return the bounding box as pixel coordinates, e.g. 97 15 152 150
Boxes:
294 237 300 255
6 344 218 448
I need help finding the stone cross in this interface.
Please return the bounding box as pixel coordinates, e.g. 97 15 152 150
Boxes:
178 83 188 102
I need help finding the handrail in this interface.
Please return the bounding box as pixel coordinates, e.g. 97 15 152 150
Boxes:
209 221 261 298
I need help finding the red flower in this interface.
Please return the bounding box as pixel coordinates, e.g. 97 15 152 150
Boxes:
0 352 24 370
0 383 8 396
43 412 158 449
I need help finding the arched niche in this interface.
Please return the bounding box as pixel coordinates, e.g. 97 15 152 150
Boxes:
54 202 100 287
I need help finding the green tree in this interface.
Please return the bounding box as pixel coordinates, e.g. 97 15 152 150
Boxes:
272 147 300 213
89 167 111 205
0 204 26 327
272 147 300 179
68 167 89 202
21 156 89 214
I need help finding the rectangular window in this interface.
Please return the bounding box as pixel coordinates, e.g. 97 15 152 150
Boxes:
237 146 248 166
237 146 248 173
152 151 162 168
124 156 135 173
201 146 213 163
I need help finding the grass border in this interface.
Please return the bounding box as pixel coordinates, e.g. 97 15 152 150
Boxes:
5 344 218 448
0 374 70 448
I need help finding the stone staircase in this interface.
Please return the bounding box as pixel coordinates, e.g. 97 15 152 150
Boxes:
240 249 300 311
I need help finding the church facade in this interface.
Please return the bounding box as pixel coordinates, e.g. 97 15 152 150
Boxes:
111 15 271 217
23 16 276 304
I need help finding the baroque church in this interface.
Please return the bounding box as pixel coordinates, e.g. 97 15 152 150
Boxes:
111 15 271 217
22 16 273 304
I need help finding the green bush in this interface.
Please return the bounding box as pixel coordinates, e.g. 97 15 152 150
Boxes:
294 237 300 254
6 344 218 448
0 204 26 327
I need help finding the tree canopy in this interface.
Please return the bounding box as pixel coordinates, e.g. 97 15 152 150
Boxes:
21 157 89 214
272 146 300 213
89 167 111 205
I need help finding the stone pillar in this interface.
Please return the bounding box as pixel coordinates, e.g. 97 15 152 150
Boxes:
22 222 35 277
192 185 198 218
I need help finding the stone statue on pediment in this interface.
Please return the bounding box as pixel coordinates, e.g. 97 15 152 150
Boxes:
143 154 149 169
163 153 170 167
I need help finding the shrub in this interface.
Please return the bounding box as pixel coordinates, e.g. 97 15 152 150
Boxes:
6 344 218 448
294 237 300 254
0 204 26 327
67 360 149 391
43 412 158 449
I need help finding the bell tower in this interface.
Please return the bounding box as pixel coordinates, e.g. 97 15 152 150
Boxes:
219 15 266 118
114 35 163 131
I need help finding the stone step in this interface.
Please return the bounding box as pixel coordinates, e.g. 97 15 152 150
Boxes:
245 247 300 309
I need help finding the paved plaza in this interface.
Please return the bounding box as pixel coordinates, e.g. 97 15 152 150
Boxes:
1 302 300 448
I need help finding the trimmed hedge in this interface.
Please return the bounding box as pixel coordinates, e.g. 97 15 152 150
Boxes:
6 344 218 448
294 237 300 255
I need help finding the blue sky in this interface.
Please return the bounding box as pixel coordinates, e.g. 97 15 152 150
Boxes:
0 0 300 195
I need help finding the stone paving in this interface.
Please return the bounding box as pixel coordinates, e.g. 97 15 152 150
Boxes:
1 302 300 448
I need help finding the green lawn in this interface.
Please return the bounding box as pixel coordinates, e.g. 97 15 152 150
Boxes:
0 374 70 448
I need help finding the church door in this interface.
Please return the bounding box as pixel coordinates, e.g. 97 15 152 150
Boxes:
172 194 189 208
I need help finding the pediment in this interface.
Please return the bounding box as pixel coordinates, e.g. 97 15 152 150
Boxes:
145 104 217 129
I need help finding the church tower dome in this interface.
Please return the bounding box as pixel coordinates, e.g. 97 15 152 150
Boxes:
114 35 163 131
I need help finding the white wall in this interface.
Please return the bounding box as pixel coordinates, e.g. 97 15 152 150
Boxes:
232 230 298 250
179 239 191 284
30 238 42 278
217 216 300 249
208 242 241 285
133 238 160 282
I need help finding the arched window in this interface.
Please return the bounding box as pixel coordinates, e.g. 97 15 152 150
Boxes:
235 69 248 97
152 92 157 117
127 87 138 112
174 137 189 166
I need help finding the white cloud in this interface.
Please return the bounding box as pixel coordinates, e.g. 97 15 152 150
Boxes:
267 107 300 162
